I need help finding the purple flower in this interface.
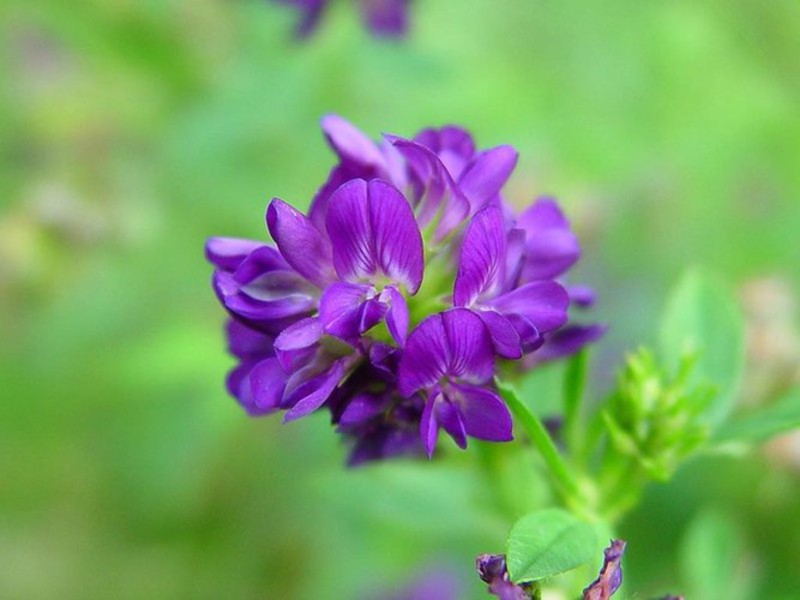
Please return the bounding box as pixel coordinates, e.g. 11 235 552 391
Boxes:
207 115 603 463
319 177 423 346
398 309 513 456
208 237 318 333
476 554 532 600
454 203 570 358
516 197 581 282
583 540 626 600
275 0 410 39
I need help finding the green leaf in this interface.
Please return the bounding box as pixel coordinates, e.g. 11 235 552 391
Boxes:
713 388 800 444
506 508 597 583
659 269 745 426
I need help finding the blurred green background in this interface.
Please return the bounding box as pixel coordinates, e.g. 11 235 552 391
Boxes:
1 1 799 598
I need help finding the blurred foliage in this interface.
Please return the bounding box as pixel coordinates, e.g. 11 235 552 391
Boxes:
1 0 799 598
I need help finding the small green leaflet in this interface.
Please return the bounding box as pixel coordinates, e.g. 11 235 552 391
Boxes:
506 508 597 583
659 269 745 426
713 388 800 444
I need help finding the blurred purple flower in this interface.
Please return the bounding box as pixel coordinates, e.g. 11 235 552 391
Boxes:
206 115 603 462
476 554 532 600
275 0 410 39
583 540 626 600
363 566 461 600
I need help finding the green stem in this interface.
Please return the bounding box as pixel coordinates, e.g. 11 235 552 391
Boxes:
497 378 585 510
562 349 588 457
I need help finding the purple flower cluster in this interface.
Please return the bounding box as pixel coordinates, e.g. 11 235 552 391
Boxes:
206 115 603 464
275 0 410 39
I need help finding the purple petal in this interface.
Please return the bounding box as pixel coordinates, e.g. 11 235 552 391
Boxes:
454 205 507 306
490 281 570 333
274 317 323 371
384 285 410 346
266 198 334 287
205 237 264 271
451 384 513 443
226 320 274 359
367 342 399 375
415 125 475 157
236 271 317 316
321 114 386 169
506 313 543 353
569 284 597 308
477 310 522 359
414 125 476 179
398 314 451 396
307 164 348 235
368 179 424 293
224 249 318 322
518 196 570 229
283 360 345 421
378 137 409 188
347 426 423 467
247 358 287 416
441 308 495 383
337 392 388 426
232 245 290 283
504 228 526 290
436 398 467 449
319 282 373 341
326 179 377 282
534 324 608 363
359 297 388 334
458 145 519 211
398 311 494 395
226 360 255 406
389 136 470 242
216 272 316 324
517 198 580 281
420 394 440 458
360 0 409 37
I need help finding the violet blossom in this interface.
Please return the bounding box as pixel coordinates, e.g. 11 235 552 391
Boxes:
275 0 410 39
206 115 603 464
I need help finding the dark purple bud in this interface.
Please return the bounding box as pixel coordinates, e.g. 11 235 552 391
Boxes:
476 554 532 600
583 540 626 600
